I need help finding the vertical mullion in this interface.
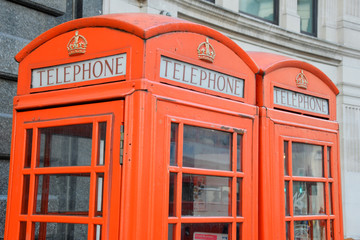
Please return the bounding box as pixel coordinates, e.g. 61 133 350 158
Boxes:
288 141 294 240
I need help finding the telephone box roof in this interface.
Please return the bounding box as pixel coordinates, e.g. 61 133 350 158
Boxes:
15 13 259 73
248 51 339 95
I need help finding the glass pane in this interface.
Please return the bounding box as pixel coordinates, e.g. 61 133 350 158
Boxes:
182 174 231 216
95 225 102 240
327 147 331 178
293 181 325 215
330 220 334 240
284 141 289 175
34 222 87 239
98 122 106 165
35 174 90 215
19 222 26 240
237 134 243 172
24 129 33 168
21 175 30 214
285 221 290 240
95 173 104 217
181 223 229 240
285 181 289 216
169 172 177 217
170 123 179 166
237 178 242 216
183 125 231 171
292 143 323 177
168 224 175 240
294 220 326 240
298 0 316 34
237 223 242 240
38 124 93 167
329 182 333 215
239 0 276 22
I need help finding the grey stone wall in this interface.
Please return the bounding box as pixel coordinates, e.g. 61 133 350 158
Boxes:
0 0 102 238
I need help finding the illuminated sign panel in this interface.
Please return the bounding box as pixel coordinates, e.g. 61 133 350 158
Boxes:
160 56 244 98
273 87 329 115
31 53 126 88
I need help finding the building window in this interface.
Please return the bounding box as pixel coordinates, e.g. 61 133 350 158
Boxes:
239 0 279 24
297 0 317 36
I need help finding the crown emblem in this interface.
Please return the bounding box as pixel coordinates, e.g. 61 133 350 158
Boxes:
295 70 308 89
67 31 87 56
197 37 216 63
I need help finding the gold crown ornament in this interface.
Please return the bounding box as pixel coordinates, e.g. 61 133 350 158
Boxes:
295 70 308 89
197 37 216 63
67 31 87 56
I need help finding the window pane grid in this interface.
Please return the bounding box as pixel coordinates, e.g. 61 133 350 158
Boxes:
284 140 334 240
168 122 244 239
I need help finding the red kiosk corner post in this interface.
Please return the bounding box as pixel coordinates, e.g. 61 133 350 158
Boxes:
5 13 260 239
249 52 344 240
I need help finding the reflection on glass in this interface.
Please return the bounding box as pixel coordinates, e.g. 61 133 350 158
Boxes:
98 122 107 165
239 0 277 23
170 123 179 166
237 178 242 216
38 124 93 167
34 222 87 239
35 174 90 215
237 135 243 172
21 175 30 214
19 222 26 240
292 143 323 177
284 141 289 175
285 221 290 240
183 125 231 171
169 172 177 217
95 173 104 217
237 223 242 240
298 0 316 34
168 224 175 240
95 225 101 240
294 220 326 240
327 147 331 178
24 129 33 168
182 174 231 216
181 223 229 240
285 181 289 216
293 181 325 215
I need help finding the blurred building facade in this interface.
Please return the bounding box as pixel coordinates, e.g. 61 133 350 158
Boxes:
1 0 360 239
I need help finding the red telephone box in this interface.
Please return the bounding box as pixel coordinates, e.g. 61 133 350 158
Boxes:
249 52 344 240
5 14 260 239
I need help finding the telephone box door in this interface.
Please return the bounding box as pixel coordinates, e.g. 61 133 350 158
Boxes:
6 100 124 239
273 123 341 240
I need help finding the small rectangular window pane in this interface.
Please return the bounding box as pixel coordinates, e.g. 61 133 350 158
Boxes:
285 181 290 216
170 123 179 166
181 223 229 239
168 224 175 240
285 221 290 240
95 225 101 240
38 124 93 167
24 129 33 168
34 222 87 239
182 174 231 216
327 146 331 178
237 223 242 240
95 173 104 217
284 141 289 175
329 182 333 215
21 175 30 214
169 172 177 217
97 122 106 165
183 125 231 171
294 220 326 240
237 134 243 172
19 222 26 240
239 0 277 23
237 178 242 216
35 174 90 215
298 0 316 35
293 181 325 215
330 220 334 240
292 143 323 177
